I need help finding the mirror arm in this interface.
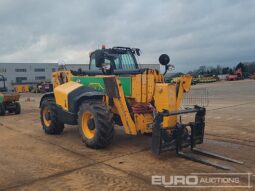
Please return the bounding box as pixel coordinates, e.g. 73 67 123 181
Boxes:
163 64 175 75
163 65 169 75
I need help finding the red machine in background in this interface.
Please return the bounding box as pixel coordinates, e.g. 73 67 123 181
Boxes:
38 82 53 93
226 63 244 81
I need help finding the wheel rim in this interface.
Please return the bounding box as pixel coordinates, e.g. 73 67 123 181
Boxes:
82 112 96 139
42 107 51 127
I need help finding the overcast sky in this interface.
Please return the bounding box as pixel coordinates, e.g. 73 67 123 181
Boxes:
0 0 254 72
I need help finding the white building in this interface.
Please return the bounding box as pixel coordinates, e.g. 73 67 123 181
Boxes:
64 64 89 71
0 63 58 89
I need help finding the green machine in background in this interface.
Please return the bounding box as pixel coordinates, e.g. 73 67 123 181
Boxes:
0 74 21 115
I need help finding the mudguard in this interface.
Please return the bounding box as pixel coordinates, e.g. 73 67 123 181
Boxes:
39 92 54 108
40 87 104 125
40 83 105 112
67 87 105 113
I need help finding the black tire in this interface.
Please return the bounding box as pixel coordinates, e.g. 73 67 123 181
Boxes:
78 101 114 149
0 103 5 116
8 109 14 113
14 102 21 114
40 97 64 135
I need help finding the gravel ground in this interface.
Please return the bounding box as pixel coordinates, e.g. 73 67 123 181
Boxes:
0 79 254 191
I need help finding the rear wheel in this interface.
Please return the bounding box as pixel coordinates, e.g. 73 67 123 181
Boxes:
40 98 64 135
78 101 114 149
0 103 5 116
14 102 21 114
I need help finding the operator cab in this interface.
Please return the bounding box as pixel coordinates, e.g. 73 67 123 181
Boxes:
90 46 140 70
71 46 172 76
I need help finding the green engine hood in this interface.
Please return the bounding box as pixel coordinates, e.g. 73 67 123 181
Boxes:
71 76 132 96
0 93 4 103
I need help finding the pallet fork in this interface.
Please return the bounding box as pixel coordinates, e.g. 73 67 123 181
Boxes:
151 106 243 170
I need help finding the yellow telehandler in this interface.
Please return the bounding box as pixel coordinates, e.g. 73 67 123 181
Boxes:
39 46 242 170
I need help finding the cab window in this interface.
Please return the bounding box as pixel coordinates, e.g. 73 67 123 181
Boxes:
89 54 98 70
89 51 137 70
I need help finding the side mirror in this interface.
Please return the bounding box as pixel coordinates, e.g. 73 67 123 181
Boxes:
159 54 170 65
95 50 105 67
159 54 174 75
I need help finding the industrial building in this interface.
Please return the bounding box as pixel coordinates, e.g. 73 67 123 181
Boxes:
0 63 160 90
0 63 59 89
64 64 89 71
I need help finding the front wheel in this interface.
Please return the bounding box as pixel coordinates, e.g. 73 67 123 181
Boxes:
0 103 5 116
40 98 64 135
14 102 21 114
78 101 114 149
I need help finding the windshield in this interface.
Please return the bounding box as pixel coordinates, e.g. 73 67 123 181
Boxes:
90 51 138 70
